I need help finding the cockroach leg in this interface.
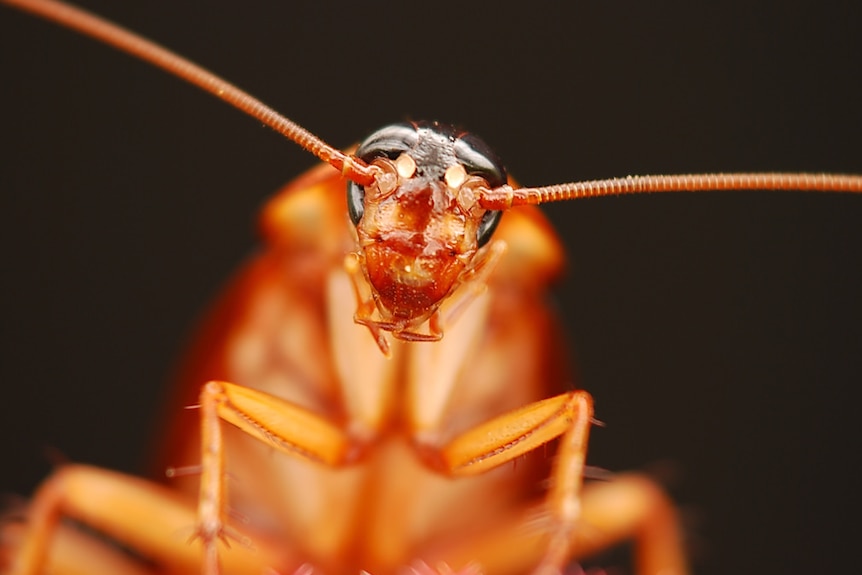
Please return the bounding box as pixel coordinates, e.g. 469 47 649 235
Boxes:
409 388 687 574
199 380 363 465
410 392 592 574
2 516 153 575
195 381 371 573
434 474 686 575
0 464 282 575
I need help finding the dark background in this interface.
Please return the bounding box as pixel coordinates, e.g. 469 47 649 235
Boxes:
1 2 860 574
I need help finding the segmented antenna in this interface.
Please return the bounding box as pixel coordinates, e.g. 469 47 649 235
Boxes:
3 0 376 185
479 173 862 209
5 0 862 202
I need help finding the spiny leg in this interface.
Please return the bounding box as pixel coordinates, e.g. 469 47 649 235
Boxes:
2 513 152 575
414 390 596 575
433 473 687 575
1 464 283 575
195 380 367 575
2 379 362 575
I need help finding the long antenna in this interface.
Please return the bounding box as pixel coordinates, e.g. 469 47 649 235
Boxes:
5 0 862 202
2 0 376 185
479 173 862 209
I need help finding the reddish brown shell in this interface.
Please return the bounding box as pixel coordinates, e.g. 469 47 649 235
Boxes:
152 162 571 574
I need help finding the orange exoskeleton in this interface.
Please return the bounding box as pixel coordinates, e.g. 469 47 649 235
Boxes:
1 1 861 575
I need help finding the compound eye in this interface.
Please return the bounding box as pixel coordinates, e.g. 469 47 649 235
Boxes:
347 123 420 227
454 132 507 189
355 123 419 163
477 210 502 247
450 129 506 247
347 180 365 225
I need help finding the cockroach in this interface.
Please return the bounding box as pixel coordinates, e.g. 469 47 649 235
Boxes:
1 1 862 567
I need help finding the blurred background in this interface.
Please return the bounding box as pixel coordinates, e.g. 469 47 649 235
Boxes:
1 2 860 574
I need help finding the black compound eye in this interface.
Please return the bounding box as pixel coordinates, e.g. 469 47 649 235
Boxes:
347 123 420 227
453 131 507 189
477 210 502 248
347 180 365 225
347 122 507 243
450 129 506 247
355 123 419 163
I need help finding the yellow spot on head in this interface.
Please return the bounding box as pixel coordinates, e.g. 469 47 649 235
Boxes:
445 163 467 190
395 153 417 179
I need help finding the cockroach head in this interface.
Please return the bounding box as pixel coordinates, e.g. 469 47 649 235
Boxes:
346 121 506 325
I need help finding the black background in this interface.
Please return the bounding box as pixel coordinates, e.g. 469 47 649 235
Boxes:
1 2 860 574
